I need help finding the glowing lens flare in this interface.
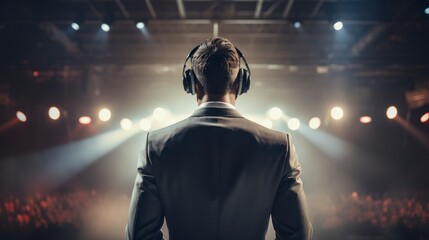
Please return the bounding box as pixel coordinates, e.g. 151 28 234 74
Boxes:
360 116 372 124
331 107 344 120
309 117 321 129
16 111 27 122
420 112 429 123
48 106 60 120
79 116 92 125
101 23 110 32
99 108 112 122
386 106 398 119
333 21 343 31
71 22 80 31
293 22 301 29
287 118 300 131
140 118 152 131
153 107 167 120
120 118 133 130
136 22 145 29
268 107 282 120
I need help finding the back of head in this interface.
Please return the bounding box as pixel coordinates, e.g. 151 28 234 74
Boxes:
192 37 240 95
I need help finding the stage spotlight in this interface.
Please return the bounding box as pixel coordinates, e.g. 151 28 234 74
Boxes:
136 22 145 29
268 107 282 120
331 107 344 120
293 21 301 29
140 118 151 131
309 117 321 129
420 112 429 123
360 116 372 124
79 116 92 125
333 21 343 31
33 71 39 77
153 107 167 120
120 118 133 130
287 118 300 131
98 108 111 122
71 22 80 31
386 106 397 119
48 106 60 120
101 23 110 32
16 111 27 122
425 7 429 15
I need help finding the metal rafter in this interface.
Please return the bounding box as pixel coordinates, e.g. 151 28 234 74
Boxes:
176 0 186 19
310 0 325 19
254 0 264 18
351 24 390 56
262 0 283 18
115 0 130 19
39 22 82 57
144 0 157 19
282 0 295 18
86 1 102 20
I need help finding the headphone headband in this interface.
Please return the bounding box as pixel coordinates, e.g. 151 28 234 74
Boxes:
182 42 251 95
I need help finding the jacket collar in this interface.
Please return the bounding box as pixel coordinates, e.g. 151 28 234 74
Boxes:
191 107 243 118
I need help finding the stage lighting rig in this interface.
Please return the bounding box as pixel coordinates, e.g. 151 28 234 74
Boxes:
16 111 27 122
136 22 145 29
386 106 398 119
309 117 321 129
333 21 343 31
331 107 344 120
71 22 80 31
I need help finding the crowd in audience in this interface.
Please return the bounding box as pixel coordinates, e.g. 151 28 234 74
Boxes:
1 190 429 238
0 190 97 229
309 192 429 231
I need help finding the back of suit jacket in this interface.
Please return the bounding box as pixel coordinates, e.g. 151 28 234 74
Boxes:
126 107 312 240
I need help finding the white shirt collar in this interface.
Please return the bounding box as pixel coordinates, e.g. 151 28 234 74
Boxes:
198 101 237 110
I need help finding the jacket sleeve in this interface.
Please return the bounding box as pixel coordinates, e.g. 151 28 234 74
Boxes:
271 134 313 240
126 132 164 240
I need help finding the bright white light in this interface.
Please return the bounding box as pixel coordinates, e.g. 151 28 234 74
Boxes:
101 23 110 32
260 119 273 129
421 112 429 123
360 116 372 124
425 7 429 15
136 22 145 29
79 116 92 125
287 118 300 131
331 107 344 120
71 22 80 31
309 117 321 129
386 106 398 119
293 22 301 29
120 118 133 130
99 108 112 122
153 107 167 120
48 106 60 120
16 111 27 122
140 118 151 131
333 21 343 31
268 107 282 120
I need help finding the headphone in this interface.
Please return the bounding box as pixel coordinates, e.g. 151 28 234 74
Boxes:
182 43 251 96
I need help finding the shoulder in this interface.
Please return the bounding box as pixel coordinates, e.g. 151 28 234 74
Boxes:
240 117 289 145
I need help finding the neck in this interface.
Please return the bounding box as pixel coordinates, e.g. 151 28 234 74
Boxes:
197 93 236 106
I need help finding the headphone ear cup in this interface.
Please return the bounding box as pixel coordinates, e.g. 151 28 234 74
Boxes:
183 69 197 95
240 69 250 94
236 68 250 95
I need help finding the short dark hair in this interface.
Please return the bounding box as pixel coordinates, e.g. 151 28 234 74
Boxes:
192 37 240 95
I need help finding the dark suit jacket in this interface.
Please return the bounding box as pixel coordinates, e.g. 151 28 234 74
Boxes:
126 107 312 240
